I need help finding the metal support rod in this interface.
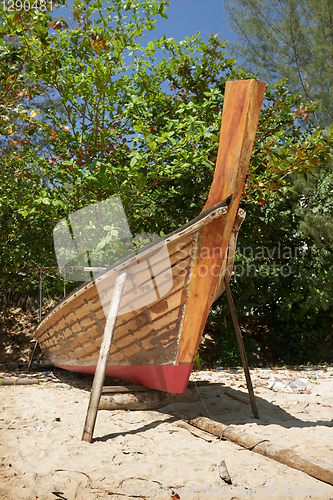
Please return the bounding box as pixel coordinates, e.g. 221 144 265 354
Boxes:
224 278 259 419
82 271 127 443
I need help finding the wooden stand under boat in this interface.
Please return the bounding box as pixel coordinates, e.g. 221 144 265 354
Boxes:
33 79 266 394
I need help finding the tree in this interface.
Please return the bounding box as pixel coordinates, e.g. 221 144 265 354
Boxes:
294 162 333 247
1 1 332 369
1 0 329 220
215 1 333 366
0 32 67 296
1 0 241 292
224 0 333 127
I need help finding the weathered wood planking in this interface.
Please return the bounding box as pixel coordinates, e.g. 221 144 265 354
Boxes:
38 238 193 334
36 227 201 368
36 196 230 343
36 200 231 370
38 234 195 344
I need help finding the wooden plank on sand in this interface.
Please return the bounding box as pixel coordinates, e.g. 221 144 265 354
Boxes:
177 412 333 486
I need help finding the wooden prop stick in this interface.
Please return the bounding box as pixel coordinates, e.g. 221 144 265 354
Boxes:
82 271 127 443
224 278 259 419
177 412 333 486
26 340 38 373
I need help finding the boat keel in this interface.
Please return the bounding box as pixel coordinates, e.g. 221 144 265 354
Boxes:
51 362 193 394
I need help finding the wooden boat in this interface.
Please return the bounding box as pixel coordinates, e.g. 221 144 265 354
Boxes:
34 79 265 393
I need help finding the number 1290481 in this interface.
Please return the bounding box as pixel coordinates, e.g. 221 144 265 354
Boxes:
3 0 52 12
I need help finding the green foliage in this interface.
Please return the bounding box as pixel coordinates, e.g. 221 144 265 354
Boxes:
209 188 333 366
294 161 333 247
244 80 331 204
194 352 202 370
225 0 333 127
0 0 240 295
1 1 237 222
0 164 66 295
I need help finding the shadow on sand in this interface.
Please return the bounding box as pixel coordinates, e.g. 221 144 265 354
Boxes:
15 364 332 442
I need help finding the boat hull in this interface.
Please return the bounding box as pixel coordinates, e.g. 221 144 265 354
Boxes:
51 362 193 394
34 80 266 395
34 202 230 393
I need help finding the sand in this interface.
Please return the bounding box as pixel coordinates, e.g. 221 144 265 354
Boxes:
1 365 333 500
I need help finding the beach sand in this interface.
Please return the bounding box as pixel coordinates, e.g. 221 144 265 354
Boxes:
1 366 332 500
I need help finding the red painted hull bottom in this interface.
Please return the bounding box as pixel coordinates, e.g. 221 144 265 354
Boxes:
51 363 193 394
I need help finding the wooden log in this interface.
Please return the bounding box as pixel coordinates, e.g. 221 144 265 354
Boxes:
82 271 127 443
18 362 54 369
0 378 40 386
99 387 197 410
177 412 333 486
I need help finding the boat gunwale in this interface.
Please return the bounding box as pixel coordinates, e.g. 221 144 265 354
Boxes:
34 195 232 334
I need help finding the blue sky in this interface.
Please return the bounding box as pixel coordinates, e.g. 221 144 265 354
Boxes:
54 0 238 55
149 0 237 46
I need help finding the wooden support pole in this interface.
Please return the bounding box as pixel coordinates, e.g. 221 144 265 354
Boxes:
224 279 259 419
26 340 38 373
82 271 127 443
177 412 333 486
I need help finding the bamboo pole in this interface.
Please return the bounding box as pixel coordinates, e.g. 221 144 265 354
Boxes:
0 378 39 386
82 271 127 443
224 279 259 419
177 412 333 485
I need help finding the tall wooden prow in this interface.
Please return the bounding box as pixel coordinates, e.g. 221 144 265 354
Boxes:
209 80 266 419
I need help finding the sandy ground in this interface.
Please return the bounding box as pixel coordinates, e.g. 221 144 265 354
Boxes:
1 365 333 500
